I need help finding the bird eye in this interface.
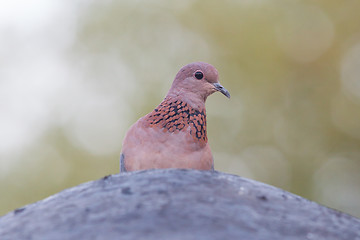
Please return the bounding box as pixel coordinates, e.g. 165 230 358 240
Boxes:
194 71 203 80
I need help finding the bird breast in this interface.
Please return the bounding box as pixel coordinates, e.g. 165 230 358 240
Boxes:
144 97 208 147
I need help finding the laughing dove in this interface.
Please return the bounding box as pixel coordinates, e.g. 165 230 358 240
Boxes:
120 62 230 172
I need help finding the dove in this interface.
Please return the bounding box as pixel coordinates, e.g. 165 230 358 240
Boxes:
120 62 230 172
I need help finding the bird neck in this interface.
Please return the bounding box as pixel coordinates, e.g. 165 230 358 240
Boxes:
145 97 208 146
166 86 207 111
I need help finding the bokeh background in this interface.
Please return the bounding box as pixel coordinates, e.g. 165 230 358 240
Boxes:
1 0 360 218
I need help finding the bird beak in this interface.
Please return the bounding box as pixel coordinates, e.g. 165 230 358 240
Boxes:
213 83 230 99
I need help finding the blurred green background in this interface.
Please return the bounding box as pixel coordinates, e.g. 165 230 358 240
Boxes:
1 0 360 218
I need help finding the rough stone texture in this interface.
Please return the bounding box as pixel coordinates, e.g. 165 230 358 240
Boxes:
0 169 359 240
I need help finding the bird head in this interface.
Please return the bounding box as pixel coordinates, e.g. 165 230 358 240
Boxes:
169 62 230 103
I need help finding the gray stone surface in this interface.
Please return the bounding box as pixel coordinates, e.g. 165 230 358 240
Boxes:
0 169 359 240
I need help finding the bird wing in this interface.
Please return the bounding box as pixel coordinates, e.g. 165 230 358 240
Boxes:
120 153 127 172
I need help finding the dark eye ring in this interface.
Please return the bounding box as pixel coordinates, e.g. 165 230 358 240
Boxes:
194 71 203 80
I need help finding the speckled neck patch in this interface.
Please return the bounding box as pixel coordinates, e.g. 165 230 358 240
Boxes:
146 97 207 145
